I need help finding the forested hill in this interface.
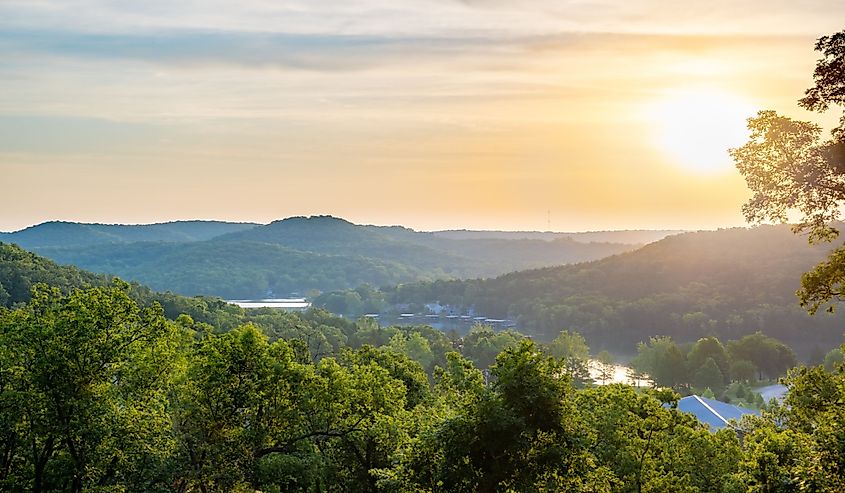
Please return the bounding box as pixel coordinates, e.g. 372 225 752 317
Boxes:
0 242 111 306
366 225 845 354
0 220 258 248
0 242 256 330
6 216 643 298
213 216 640 276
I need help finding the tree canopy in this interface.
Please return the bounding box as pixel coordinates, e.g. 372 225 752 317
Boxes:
732 29 845 314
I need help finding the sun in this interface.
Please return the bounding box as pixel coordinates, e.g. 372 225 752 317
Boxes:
648 88 756 174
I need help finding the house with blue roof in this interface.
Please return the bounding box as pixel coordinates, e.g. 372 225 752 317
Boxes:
676 395 759 430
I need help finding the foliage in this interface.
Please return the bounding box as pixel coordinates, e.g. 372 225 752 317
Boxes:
0 272 842 491
577 385 742 492
460 324 524 370
632 336 688 390
15 216 635 299
823 346 843 371
0 281 183 493
727 332 797 381
343 225 845 353
732 29 845 315
730 363 845 493
692 358 725 396
545 330 592 387
0 242 111 307
687 336 730 383
410 340 609 492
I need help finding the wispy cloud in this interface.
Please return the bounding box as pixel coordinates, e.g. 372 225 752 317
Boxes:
0 0 841 231
2 0 841 37
2 0 840 74
0 28 465 71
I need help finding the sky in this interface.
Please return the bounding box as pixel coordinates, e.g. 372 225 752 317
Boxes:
1 0 843 232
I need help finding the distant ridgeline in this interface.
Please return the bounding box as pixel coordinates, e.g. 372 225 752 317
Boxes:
0 216 652 298
314 225 845 356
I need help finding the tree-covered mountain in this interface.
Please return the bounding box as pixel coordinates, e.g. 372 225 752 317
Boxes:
6 216 640 298
0 220 258 248
0 242 111 306
327 225 845 355
36 240 434 299
214 215 639 277
213 216 484 274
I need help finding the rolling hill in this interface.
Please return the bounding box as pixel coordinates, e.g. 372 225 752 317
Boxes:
0 220 258 248
4 216 642 297
339 225 845 355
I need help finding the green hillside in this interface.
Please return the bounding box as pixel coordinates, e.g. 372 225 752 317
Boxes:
0 242 111 306
11 216 639 298
37 240 432 298
0 220 258 248
214 216 484 273
338 225 845 354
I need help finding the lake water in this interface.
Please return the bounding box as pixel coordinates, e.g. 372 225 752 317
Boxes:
227 298 312 310
589 360 652 386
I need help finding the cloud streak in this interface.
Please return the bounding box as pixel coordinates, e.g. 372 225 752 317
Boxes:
0 0 842 231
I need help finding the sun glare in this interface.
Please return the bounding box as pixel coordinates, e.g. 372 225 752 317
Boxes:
649 88 756 174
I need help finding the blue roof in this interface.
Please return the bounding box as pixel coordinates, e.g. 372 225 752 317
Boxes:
676 395 759 430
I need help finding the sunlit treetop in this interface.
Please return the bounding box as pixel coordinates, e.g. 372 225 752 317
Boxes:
733 29 845 313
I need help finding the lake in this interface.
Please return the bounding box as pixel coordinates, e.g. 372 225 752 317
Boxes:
227 298 312 310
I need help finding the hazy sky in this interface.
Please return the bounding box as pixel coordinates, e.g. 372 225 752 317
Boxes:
1 1 843 232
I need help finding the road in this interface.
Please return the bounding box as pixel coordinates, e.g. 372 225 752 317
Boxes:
755 384 788 403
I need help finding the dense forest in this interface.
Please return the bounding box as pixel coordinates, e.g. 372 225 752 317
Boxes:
1 216 643 298
317 225 845 356
0 220 258 247
2 244 845 492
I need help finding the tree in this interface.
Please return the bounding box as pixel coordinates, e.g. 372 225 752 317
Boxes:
632 336 688 390
730 359 758 383
547 330 592 387
595 350 615 385
693 358 725 397
171 327 423 493
171 324 308 492
388 332 435 371
423 341 607 492
0 282 183 493
461 324 523 370
732 29 845 314
577 385 741 493
432 351 485 407
727 332 796 380
823 346 843 371
687 336 730 383
729 362 845 492
799 32 845 142
731 420 819 493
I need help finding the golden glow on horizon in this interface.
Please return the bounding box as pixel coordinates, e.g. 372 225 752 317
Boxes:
2 0 839 232
649 88 757 174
